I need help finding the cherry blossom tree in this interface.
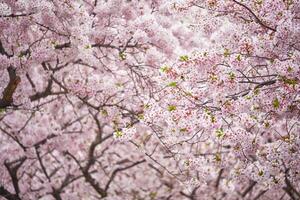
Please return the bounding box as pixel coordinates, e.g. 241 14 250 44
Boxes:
141 0 300 199
0 0 299 200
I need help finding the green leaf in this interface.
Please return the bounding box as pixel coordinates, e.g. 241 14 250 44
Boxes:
160 66 170 73
245 95 251 100
101 109 108 116
223 48 230 57
253 88 260 95
167 105 176 112
138 114 144 120
84 44 92 49
119 52 126 60
210 115 216 123
209 74 218 82
264 121 270 128
184 160 190 166
149 192 157 199
215 153 221 162
228 72 236 80
168 82 177 87
179 55 189 62
258 170 264 176
256 0 263 5
283 77 298 86
115 82 123 88
180 128 188 133
216 128 225 138
273 98 280 109
18 52 25 58
287 66 293 72
114 130 123 138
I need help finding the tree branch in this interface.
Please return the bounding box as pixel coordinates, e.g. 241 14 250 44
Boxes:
0 67 21 109
104 159 146 192
232 0 276 32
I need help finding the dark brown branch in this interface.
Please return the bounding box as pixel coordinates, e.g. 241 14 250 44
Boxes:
232 0 276 32
35 22 69 37
26 73 36 89
54 42 71 50
0 67 21 109
85 173 107 197
0 127 27 151
35 147 51 182
0 40 12 57
0 186 21 200
85 132 102 171
0 13 34 18
241 181 256 197
180 187 199 200
253 190 267 200
180 191 192 199
283 175 300 200
52 192 62 200
227 79 277 100
104 159 146 192
283 187 297 200
30 79 53 101
33 134 58 148
215 168 224 189
4 157 26 199
64 151 107 198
